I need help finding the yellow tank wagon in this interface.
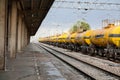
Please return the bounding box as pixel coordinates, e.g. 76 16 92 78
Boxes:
83 30 93 46
70 32 78 44
49 34 61 46
59 33 68 43
48 36 53 43
57 34 63 43
49 35 57 45
74 30 92 52
39 37 44 42
52 36 57 43
108 25 120 47
65 34 71 44
56 33 69 47
65 32 78 50
39 37 49 43
75 32 85 45
106 25 120 59
50 35 57 45
90 24 114 47
89 24 118 58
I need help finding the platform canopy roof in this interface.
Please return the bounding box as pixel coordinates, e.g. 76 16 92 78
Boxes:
18 0 55 35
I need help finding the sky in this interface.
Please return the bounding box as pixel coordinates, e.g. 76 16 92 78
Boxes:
31 0 120 42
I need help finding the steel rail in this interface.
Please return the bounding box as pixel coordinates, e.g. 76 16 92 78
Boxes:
38 43 120 80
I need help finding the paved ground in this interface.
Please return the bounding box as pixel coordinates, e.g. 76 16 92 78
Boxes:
0 43 87 80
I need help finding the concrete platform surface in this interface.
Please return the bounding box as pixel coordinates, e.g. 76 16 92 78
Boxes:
0 43 87 80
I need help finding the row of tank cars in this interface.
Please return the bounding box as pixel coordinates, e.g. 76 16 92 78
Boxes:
39 23 120 61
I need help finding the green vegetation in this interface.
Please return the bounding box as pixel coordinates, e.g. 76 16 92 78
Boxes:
69 21 90 34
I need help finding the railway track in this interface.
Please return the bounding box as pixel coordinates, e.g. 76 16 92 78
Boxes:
38 43 120 80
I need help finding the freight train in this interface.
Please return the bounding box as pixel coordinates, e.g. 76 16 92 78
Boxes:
39 23 120 61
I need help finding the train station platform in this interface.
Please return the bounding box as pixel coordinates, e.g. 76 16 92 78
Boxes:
0 43 84 80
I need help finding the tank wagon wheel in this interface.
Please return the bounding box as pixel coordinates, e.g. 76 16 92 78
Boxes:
74 45 76 52
66 44 69 49
89 48 96 56
81 46 87 54
108 49 114 60
63 43 65 48
62 43 64 48
64 43 66 48
111 49 116 60
75 44 80 52
63 44 66 48
67 44 70 50
70 43 74 51
72 44 76 51
66 43 69 49
59 43 61 47
117 52 120 61
64 43 66 49
106 44 112 60
113 51 118 61
113 48 119 61
98 49 105 57
86 47 90 54
65 44 67 48
89 44 96 56
67 44 71 50
58 43 60 47
106 44 118 61
73 45 77 52
81 47 85 53
55 43 57 46
72 44 75 51
61 43 63 48
76 46 80 52
62 43 63 48
105 50 109 60
98 49 101 56
106 51 110 60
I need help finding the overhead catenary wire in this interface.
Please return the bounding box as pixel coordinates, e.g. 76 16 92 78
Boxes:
52 0 120 11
